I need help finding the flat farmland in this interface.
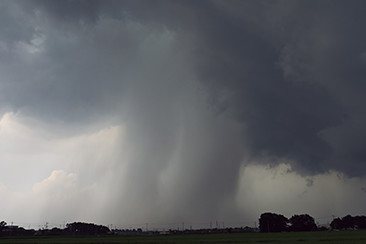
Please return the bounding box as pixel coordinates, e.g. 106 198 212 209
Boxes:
0 230 366 244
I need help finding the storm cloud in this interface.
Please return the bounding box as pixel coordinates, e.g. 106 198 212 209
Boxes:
0 0 366 228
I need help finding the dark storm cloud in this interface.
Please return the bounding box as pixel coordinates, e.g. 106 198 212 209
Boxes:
27 0 101 25
142 0 366 177
1 1 145 129
77 0 366 176
2 0 366 225
168 0 365 176
3 0 366 173
188 2 346 175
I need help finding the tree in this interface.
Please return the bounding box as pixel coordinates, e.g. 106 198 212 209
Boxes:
330 217 345 230
289 214 317 232
0 221 6 230
0 221 6 236
65 222 110 235
353 216 366 229
331 215 366 230
259 212 288 232
342 215 354 229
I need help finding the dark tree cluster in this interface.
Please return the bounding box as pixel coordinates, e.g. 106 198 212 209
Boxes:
330 215 366 230
289 214 317 232
65 222 110 235
0 221 35 236
259 213 289 232
0 221 110 237
259 213 317 232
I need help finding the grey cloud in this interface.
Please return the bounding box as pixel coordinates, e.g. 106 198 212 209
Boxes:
273 1 366 176
172 1 346 175
2 1 364 172
306 178 314 187
27 0 101 26
181 0 366 176
1 0 366 226
0 1 35 44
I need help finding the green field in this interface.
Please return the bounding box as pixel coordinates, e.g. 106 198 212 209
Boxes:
0 230 366 244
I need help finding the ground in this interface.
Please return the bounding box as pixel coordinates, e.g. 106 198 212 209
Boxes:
0 230 366 243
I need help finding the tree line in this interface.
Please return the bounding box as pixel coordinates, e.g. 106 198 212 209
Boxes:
259 212 366 232
330 215 366 230
0 213 366 236
0 221 110 236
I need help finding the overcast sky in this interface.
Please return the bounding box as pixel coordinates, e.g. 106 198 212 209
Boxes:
1 0 366 229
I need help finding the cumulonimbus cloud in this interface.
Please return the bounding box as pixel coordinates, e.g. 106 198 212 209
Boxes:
0 0 366 227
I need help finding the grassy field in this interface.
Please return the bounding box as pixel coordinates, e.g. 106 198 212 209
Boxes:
0 230 366 244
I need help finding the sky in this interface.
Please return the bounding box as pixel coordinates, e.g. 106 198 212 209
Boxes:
1 0 366 229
